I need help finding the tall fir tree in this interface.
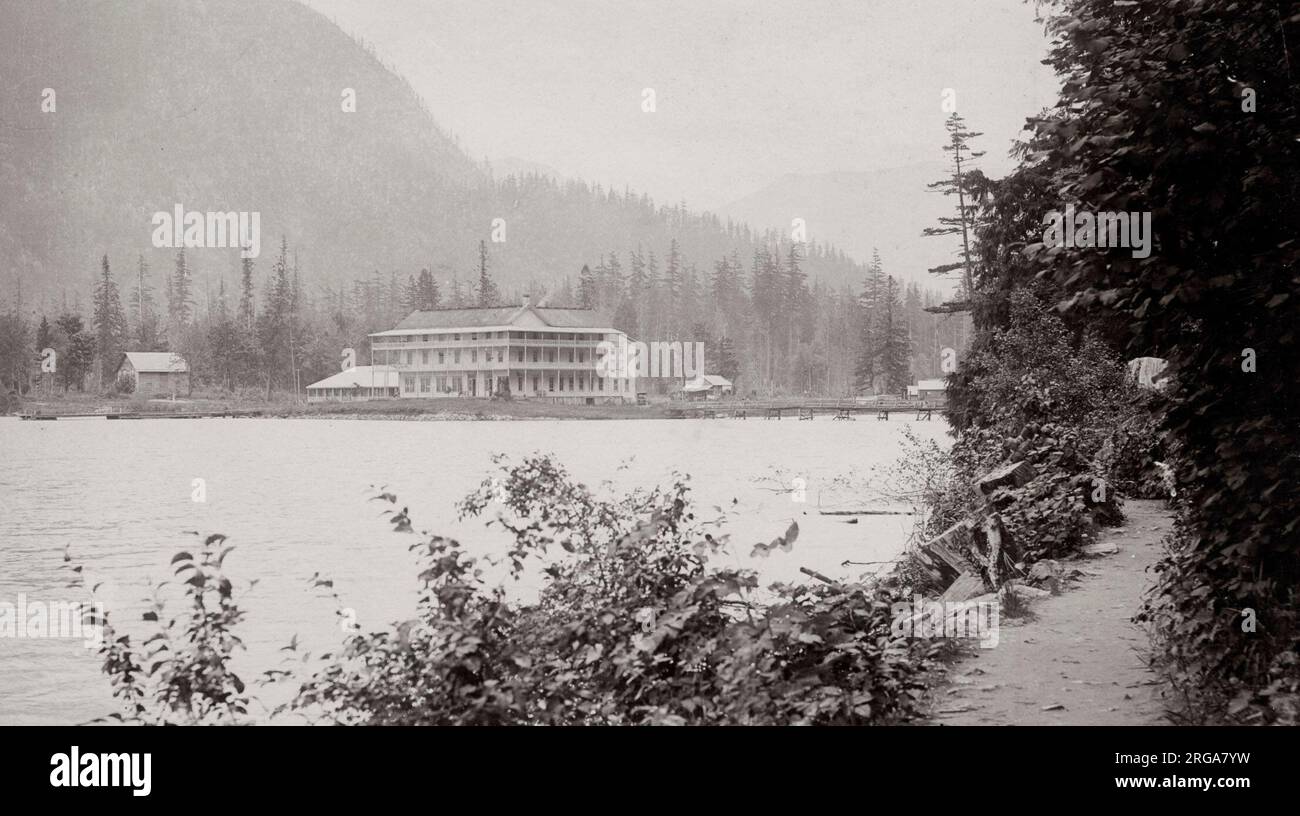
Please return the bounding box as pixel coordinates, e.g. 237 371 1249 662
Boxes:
476 240 500 307
92 254 128 383
923 112 984 301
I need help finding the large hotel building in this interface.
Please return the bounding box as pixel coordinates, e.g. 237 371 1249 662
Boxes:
367 299 634 403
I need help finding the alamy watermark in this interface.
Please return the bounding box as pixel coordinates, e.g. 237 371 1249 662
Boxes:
596 338 706 380
0 594 104 648
151 204 261 258
1042 204 1152 259
891 595 999 649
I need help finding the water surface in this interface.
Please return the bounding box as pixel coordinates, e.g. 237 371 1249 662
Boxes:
0 415 948 724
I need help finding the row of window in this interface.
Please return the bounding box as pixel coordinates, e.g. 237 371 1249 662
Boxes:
311 387 397 397
388 331 619 343
400 347 598 366
400 374 631 395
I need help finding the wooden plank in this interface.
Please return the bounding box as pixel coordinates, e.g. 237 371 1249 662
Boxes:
938 572 987 603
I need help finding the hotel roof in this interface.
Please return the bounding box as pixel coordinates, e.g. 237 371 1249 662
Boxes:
306 366 399 390
119 352 189 373
372 303 616 336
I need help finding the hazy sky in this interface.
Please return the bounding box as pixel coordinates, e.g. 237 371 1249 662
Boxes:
302 0 1059 211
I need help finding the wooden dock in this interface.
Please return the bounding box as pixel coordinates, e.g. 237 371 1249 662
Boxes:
665 398 945 421
19 409 263 421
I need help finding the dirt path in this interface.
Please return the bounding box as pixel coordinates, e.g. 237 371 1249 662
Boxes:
928 499 1173 726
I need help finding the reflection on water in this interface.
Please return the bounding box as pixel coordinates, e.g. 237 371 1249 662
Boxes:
0 415 948 724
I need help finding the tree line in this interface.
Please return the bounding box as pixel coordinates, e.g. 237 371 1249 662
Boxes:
0 234 965 401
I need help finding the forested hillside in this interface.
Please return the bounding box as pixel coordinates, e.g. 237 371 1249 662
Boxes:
0 0 969 399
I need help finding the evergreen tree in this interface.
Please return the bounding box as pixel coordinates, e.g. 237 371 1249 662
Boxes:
208 278 238 390
923 112 984 301
715 334 740 384
576 264 597 309
170 248 192 339
257 237 294 397
92 255 128 383
237 257 256 331
879 275 912 393
54 313 95 393
448 275 466 308
476 240 500 307
129 254 161 351
416 267 440 310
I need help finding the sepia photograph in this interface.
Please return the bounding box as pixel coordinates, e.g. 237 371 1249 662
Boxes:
0 0 1296 795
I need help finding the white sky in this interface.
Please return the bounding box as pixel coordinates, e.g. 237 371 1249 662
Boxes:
302 0 1060 210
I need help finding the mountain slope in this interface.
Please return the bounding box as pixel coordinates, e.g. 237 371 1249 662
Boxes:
712 165 961 290
0 0 883 307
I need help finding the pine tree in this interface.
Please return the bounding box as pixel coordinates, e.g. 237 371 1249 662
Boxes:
448 275 465 308
923 112 984 301
605 253 623 311
402 274 418 313
854 251 887 393
257 237 293 398
170 248 192 337
663 239 684 336
129 254 161 351
879 275 912 393
208 278 238 391
716 334 740 384
416 267 440 310
54 313 95 393
237 256 256 331
476 240 500 307
576 264 597 309
92 254 128 383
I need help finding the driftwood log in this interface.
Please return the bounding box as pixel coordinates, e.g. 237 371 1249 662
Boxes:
914 462 1031 599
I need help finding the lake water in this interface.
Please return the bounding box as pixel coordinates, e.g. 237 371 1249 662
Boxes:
0 415 949 724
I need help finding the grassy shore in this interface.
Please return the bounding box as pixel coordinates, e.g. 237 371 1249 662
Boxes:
6 390 680 420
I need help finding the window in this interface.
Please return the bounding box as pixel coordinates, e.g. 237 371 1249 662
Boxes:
548 376 555 392
405 351 413 365
438 351 444 364
403 376 415 393
497 349 504 363
421 350 429 364
558 377 564 392
471 350 477 363
516 373 524 392
454 350 461 363
420 375 431 393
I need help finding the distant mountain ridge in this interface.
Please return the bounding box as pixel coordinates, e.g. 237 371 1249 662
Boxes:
1 0 915 310
712 164 961 290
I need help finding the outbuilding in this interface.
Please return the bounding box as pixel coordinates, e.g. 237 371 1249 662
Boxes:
115 352 191 396
682 374 734 400
306 366 400 402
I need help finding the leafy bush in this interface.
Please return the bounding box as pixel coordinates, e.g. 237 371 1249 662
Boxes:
70 534 251 724
1019 0 1300 723
112 370 135 395
87 456 942 725
934 290 1128 564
